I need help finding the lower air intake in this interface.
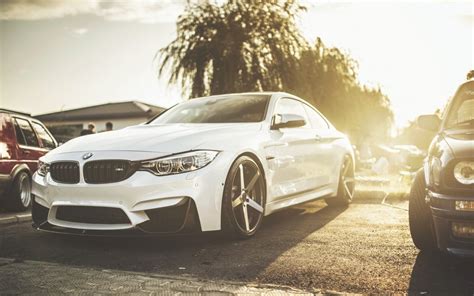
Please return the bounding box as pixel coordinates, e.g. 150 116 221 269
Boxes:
56 206 130 224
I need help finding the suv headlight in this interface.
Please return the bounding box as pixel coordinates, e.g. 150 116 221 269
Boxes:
37 161 50 176
140 150 219 176
453 161 474 185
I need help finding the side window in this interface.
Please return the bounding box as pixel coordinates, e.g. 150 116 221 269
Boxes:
303 104 329 130
273 98 310 128
14 118 39 147
32 122 56 149
13 119 27 145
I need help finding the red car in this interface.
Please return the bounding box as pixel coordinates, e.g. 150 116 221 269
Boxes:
0 109 57 211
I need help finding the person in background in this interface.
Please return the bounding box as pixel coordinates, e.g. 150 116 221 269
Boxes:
105 121 113 132
467 70 474 80
80 123 96 136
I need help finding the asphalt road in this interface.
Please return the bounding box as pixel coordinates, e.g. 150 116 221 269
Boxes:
0 191 473 295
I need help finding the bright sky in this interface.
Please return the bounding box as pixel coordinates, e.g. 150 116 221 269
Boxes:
0 0 473 127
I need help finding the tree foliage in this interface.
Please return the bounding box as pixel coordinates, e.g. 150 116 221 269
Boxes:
158 0 394 143
159 0 306 98
287 38 393 142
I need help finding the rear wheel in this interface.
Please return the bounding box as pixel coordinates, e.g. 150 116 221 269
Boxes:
409 170 437 251
325 155 355 207
5 171 32 212
221 156 266 239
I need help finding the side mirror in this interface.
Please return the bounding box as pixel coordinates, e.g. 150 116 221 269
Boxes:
271 114 306 130
417 114 441 132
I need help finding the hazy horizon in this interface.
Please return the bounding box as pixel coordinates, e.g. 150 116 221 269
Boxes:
1 0 473 127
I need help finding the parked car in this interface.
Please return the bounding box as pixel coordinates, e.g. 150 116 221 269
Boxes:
392 145 425 172
0 109 57 211
32 92 355 237
409 80 474 255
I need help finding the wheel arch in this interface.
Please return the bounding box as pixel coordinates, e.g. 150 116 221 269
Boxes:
11 163 32 179
5 164 32 195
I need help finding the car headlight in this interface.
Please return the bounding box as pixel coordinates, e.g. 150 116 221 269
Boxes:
430 157 442 186
37 161 50 176
140 150 219 176
453 161 474 185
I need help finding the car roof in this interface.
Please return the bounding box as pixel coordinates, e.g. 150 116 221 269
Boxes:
0 108 31 117
190 91 297 101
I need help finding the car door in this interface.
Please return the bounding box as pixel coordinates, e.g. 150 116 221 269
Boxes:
13 117 46 172
302 103 342 188
266 98 320 201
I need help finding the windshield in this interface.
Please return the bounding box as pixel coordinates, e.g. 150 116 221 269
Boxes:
149 95 270 124
445 82 474 129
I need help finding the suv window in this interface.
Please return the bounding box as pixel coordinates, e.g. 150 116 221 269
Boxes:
274 98 310 129
303 104 329 129
32 122 56 149
445 86 474 129
14 118 39 147
13 119 27 146
0 113 8 140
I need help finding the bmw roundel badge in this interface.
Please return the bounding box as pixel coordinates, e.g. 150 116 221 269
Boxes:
82 152 93 160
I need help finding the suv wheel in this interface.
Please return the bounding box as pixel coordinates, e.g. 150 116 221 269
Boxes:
409 169 437 251
5 171 32 212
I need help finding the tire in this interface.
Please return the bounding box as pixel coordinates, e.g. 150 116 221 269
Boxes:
409 169 437 251
4 171 32 212
325 155 355 207
221 156 266 239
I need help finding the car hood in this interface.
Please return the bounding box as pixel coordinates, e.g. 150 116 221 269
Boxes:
51 123 262 155
443 130 474 159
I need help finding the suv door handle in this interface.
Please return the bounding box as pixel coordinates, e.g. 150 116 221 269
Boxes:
23 150 31 155
314 135 322 141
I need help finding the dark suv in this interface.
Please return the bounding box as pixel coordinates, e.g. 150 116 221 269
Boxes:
409 80 474 255
0 109 57 211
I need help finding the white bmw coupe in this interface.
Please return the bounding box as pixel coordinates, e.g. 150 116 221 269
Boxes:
32 92 355 238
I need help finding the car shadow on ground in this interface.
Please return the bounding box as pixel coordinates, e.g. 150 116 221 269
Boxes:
1 199 346 282
408 251 474 295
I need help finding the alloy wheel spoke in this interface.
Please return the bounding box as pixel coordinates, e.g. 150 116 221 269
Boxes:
242 203 250 231
245 171 260 192
232 194 244 208
239 164 245 191
246 197 263 213
342 160 350 176
344 177 355 183
343 182 353 200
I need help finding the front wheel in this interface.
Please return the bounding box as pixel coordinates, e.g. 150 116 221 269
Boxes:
4 171 32 212
409 170 437 251
325 155 355 207
221 156 266 239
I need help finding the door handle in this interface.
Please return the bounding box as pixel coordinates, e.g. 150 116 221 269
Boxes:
23 150 31 155
314 135 322 141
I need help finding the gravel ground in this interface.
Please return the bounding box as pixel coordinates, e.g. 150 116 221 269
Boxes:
0 191 473 295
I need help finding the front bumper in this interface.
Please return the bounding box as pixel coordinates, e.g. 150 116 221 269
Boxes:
32 151 233 234
428 190 474 254
31 195 201 236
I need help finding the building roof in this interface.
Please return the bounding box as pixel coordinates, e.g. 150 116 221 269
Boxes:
35 101 166 122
